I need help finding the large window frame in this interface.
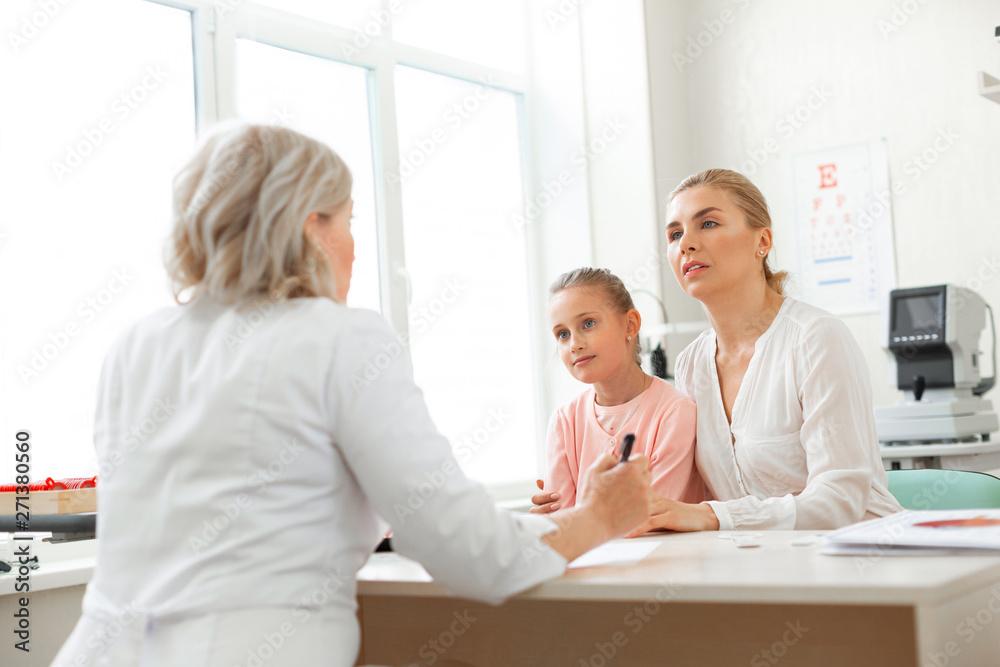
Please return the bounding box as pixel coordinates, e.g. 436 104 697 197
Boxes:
151 0 553 500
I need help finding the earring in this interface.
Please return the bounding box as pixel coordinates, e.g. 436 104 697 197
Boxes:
759 250 765 255
627 336 631 341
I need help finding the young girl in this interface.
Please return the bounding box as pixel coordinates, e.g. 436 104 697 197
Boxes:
533 268 704 513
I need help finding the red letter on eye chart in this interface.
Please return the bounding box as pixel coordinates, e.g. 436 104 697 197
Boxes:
818 163 837 189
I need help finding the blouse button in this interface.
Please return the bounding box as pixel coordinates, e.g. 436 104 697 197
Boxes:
610 438 616 446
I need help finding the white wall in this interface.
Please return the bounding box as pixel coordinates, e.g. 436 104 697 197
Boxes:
644 0 1000 407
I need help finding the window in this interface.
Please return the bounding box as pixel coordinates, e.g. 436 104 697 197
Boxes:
2 0 547 496
395 66 536 484
0 0 197 480
234 39 381 312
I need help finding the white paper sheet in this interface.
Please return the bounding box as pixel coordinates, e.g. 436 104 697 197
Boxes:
568 540 660 569
822 509 1000 556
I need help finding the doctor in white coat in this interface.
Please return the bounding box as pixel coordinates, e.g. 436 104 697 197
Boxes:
52 123 651 666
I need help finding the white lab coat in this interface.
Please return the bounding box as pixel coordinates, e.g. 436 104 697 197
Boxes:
52 296 565 666
674 297 903 530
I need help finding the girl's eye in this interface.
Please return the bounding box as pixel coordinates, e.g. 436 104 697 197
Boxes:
583 319 596 329
557 331 569 340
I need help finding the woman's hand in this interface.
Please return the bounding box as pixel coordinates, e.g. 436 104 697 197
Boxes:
648 490 672 516
626 498 720 537
530 479 560 514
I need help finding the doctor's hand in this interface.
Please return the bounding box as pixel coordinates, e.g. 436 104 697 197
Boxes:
576 453 652 536
529 479 560 514
540 454 651 563
626 498 720 537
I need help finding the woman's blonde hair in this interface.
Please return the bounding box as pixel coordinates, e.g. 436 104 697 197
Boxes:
166 123 352 306
550 268 641 367
667 168 788 296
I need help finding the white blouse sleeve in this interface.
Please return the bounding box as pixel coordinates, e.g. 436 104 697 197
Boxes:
708 317 878 530
672 345 693 399
325 310 566 604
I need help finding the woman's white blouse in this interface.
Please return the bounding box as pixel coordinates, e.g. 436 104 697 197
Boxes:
69 296 565 664
674 297 902 531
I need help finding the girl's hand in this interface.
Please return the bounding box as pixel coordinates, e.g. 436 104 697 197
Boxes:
626 498 720 537
530 479 560 514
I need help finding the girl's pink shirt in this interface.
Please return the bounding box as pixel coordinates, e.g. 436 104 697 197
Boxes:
544 377 705 508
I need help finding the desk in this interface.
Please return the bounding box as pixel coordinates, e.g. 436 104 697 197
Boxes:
356 531 1000 666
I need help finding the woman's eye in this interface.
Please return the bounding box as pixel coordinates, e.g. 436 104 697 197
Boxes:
669 230 683 241
583 319 596 329
703 220 717 229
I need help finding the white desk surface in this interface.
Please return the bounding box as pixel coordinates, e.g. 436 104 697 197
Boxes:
357 530 1000 606
0 537 95 596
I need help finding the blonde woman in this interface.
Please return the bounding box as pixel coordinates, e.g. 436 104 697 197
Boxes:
627 169 902 534
53 124 651 666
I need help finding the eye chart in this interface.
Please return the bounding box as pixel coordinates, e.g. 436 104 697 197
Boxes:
791 139 897 315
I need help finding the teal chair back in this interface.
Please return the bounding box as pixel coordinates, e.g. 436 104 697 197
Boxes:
886 469 1000 510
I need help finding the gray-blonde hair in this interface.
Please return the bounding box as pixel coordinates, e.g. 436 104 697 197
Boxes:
166 123 352 306
550 268 642 367
668 168 788 296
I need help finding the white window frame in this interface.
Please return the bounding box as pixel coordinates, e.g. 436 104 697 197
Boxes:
145 0 564 501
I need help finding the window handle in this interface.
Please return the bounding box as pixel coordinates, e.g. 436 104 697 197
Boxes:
395 265 412 305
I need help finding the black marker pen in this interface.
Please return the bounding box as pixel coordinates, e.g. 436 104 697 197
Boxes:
617 433 635 465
